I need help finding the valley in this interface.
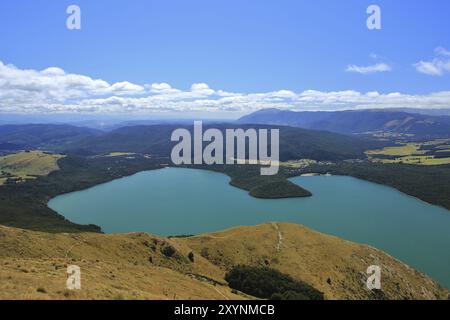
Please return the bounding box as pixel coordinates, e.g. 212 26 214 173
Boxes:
46 167 450 289
2 1 450 305
0 115 449 299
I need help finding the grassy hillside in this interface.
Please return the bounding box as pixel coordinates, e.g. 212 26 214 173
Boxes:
0 222 447 300
0 151 64 185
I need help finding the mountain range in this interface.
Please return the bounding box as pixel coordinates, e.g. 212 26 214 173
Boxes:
238 109 450 137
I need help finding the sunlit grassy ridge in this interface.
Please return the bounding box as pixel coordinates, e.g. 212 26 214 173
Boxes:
0 223 447 300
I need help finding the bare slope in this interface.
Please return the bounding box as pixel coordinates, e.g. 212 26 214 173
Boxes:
0 223 447 300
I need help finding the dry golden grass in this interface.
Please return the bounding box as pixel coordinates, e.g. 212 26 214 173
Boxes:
0 226 242 300
0 223 447 300
182 223 449 300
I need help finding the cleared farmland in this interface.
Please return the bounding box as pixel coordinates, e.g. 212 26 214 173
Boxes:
0 151 64 185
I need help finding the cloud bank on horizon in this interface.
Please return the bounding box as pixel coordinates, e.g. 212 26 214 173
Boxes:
1 55 450 116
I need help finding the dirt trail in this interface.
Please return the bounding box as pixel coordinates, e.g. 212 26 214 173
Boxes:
271 223 283 252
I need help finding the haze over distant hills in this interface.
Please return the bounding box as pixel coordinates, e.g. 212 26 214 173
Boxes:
0 114 232 131
392 108 450 117
0 124 102 150
238 109 450 137
2 108 450 134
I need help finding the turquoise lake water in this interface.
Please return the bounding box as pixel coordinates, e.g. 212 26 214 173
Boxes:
48 167 450 288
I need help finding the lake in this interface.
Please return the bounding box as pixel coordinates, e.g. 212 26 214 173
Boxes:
48 167 450 288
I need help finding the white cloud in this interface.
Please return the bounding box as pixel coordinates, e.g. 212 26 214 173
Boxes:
109 81 145 95
0 61 145 104
41 67 66 76
191 83 209 91
346 63 392 74
190 83 215 95
149 82 170 91
1 59 450 115
414 47 450 76
414 61 446 76
435 47 450 57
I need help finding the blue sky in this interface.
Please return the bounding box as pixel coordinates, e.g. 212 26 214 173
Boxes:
0 0 449 117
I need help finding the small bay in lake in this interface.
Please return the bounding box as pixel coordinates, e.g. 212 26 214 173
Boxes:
48 167 450 288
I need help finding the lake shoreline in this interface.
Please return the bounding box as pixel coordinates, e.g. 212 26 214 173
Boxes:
300 172 333 177
48 167 450 288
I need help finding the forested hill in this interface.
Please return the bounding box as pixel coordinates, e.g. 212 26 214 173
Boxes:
0 124 102 150
0 122 386 162
64 124 383 162
238 109 450 137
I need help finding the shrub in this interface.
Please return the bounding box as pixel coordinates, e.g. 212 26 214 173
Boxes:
37 287 47 293
225 265 324 300
161 245 176 258
200 248 209 258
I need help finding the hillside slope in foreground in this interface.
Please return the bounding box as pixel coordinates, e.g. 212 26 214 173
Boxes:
0 222 447 300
